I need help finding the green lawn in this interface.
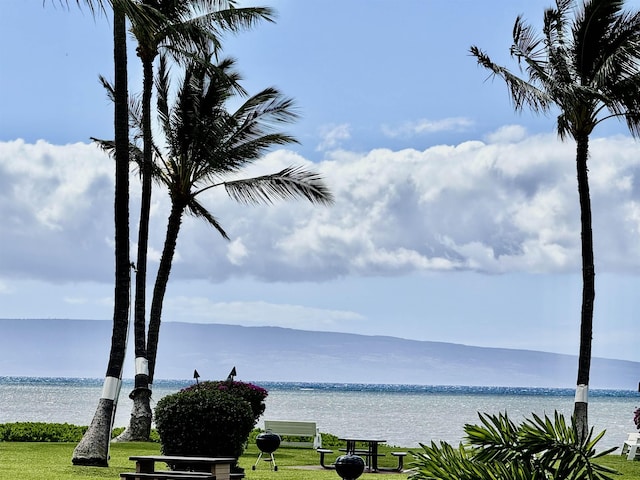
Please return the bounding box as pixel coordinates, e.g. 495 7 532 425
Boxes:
1 441 639 480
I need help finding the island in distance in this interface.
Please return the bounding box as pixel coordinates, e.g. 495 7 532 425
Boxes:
0 318 638 390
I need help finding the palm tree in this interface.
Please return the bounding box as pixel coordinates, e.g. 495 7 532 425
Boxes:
122 0 275 441
56 0 131 466
145 54 332 396
470 0 640 439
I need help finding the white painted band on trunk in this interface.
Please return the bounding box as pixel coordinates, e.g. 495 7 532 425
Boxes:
135 357 149 376
101 376 122 400
575 384 588 403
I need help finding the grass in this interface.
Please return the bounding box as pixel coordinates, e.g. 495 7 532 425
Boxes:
1 441 640 480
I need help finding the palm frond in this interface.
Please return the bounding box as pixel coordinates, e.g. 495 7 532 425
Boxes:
156 53 173 138
472 0 640 142
470 46 552 113
153 52 332 243
573 0 625 80
219 166 333 206
217 133 298 175
542 5 574 88
198 6 276 30
212 88 299 168
50 0 106 15
184 196 229 240
512 15 546 65
91 137 143 170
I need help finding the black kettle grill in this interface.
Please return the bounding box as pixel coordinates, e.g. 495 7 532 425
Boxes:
252 431 281 471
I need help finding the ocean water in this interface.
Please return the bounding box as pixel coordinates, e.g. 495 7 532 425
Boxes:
0 377 638 452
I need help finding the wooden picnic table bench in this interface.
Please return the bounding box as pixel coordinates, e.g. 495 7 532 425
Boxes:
121 455 235 480
120 473 214 480
385 452 408 472
317 448 335 469
318 447 407 472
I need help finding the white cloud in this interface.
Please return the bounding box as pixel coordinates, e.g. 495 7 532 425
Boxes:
485 125 528 143
163 297 365 331
3 133 640 286
381 117 473 138
227 238 248 265
63 296 88 305
0 139 115 282
316 123 351 151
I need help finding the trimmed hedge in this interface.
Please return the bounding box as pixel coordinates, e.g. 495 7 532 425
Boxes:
155 388 255 463
181 381 268 423
0 422 87 442
0 422 160 442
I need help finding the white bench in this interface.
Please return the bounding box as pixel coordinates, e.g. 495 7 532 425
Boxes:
263 420 322 449
621 432 640 460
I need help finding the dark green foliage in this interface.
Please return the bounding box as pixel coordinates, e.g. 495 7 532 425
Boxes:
0 422 87 442
0 423 160 443
410 411 618 480
319 432 342 447
250 428 342 448
181 381 268 425
154 387 255 463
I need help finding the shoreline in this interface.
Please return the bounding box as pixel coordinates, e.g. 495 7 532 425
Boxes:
1 377 638 451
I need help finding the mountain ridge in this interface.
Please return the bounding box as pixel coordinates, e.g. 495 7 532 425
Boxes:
0 318 638 390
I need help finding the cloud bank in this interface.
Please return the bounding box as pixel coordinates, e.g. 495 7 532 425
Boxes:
2 130 640 287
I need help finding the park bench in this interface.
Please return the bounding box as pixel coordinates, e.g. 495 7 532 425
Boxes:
318 448 407 471
621 432 640 460
318 448 383 470
123 455 236 480
389 452 408 472
263 420 322 448
317 448 335 469
119 473 214 480
120 468 245 479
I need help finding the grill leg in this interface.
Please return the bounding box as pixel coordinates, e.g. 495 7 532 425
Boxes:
252 452 264 470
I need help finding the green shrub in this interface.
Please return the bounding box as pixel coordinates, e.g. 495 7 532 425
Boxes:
0 422 87 442
154 387 255 468
0 422 158 443
410 411 618 480
181 381 268 425
319 432 342 447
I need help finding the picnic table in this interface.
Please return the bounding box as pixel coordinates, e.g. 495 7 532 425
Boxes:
339 437 387 472
121 455 236 480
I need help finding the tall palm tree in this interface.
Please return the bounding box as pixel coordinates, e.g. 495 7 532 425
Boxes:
59 0 131 466
470 0 640 439
145 53 332 394
122 0 275 441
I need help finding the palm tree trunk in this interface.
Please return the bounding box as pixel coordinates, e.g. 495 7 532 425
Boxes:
116 54 155 443
147 200 185 384
73 2 130 466
573 133 594 442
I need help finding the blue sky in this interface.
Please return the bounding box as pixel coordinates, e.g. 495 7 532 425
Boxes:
2 1 640 376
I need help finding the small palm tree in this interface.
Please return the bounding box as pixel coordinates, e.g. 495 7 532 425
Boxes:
144 53 332 404
470 0 640 439
123 0 274 441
